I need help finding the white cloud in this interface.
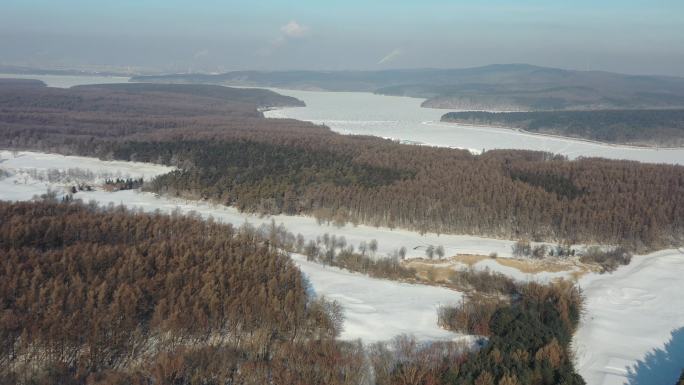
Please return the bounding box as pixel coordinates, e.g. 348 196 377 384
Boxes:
281 20 309 38
259 21 310 56
378 48 404 65
193 49 209 59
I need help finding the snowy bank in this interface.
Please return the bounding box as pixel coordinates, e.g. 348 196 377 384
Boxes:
574 248 684 385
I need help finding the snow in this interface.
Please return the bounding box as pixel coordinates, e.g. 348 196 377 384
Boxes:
291 253 464 342
0 151 173 200
0 151 174 179
263 88 684 165
574 248 684 385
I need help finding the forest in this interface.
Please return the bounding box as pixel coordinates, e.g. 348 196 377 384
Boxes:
442 109 684 146
436 280 584 385
1 81 684 251
0 200 351 384
0 200 588 385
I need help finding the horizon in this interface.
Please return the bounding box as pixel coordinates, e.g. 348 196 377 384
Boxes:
159 63 684 79
2 0 683 77
6 62 684 80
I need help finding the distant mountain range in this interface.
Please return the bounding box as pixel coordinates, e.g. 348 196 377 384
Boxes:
0 64 133 77
131 64 684 111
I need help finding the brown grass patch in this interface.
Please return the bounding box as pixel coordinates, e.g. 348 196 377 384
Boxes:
403 254 490 283
450 254 489 267
493 258 597 280
495 258 568 274
403 259 454 283
404 254 599 283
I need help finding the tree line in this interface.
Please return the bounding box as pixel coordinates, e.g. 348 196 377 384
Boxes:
438 279 585 385
442 109 684 146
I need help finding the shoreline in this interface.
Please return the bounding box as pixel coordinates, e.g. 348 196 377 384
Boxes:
439 119 684 151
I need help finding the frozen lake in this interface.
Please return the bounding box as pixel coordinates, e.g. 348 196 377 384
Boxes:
264 89 684 165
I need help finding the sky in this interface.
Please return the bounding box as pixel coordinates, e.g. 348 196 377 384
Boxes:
1 0 683 76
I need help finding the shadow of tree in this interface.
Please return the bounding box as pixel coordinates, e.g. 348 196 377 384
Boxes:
626 327 684 385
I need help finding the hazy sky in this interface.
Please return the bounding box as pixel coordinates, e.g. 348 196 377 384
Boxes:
1 0 683 75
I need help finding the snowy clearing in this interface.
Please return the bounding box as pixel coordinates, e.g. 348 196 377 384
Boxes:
0 150 174 200
0 151 173 179
574 248 684 385
292 253 465 342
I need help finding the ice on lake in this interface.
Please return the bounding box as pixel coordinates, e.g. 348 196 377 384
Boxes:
264 88 684 166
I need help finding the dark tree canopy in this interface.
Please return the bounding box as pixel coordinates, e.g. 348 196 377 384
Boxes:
443 109 684 146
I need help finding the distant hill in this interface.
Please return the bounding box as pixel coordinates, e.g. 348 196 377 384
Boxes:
73 83 305 108
132 64 684 111
0 78 46 87
0 64 132 77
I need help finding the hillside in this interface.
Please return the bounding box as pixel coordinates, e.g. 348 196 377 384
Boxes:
131 64 684 111
73 82 305 108
442 109 684 147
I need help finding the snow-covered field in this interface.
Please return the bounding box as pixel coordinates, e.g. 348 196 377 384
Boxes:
0 151 172 179
0 151 174 200
574 248 684 385
292 253 465 342
263 88 684 165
